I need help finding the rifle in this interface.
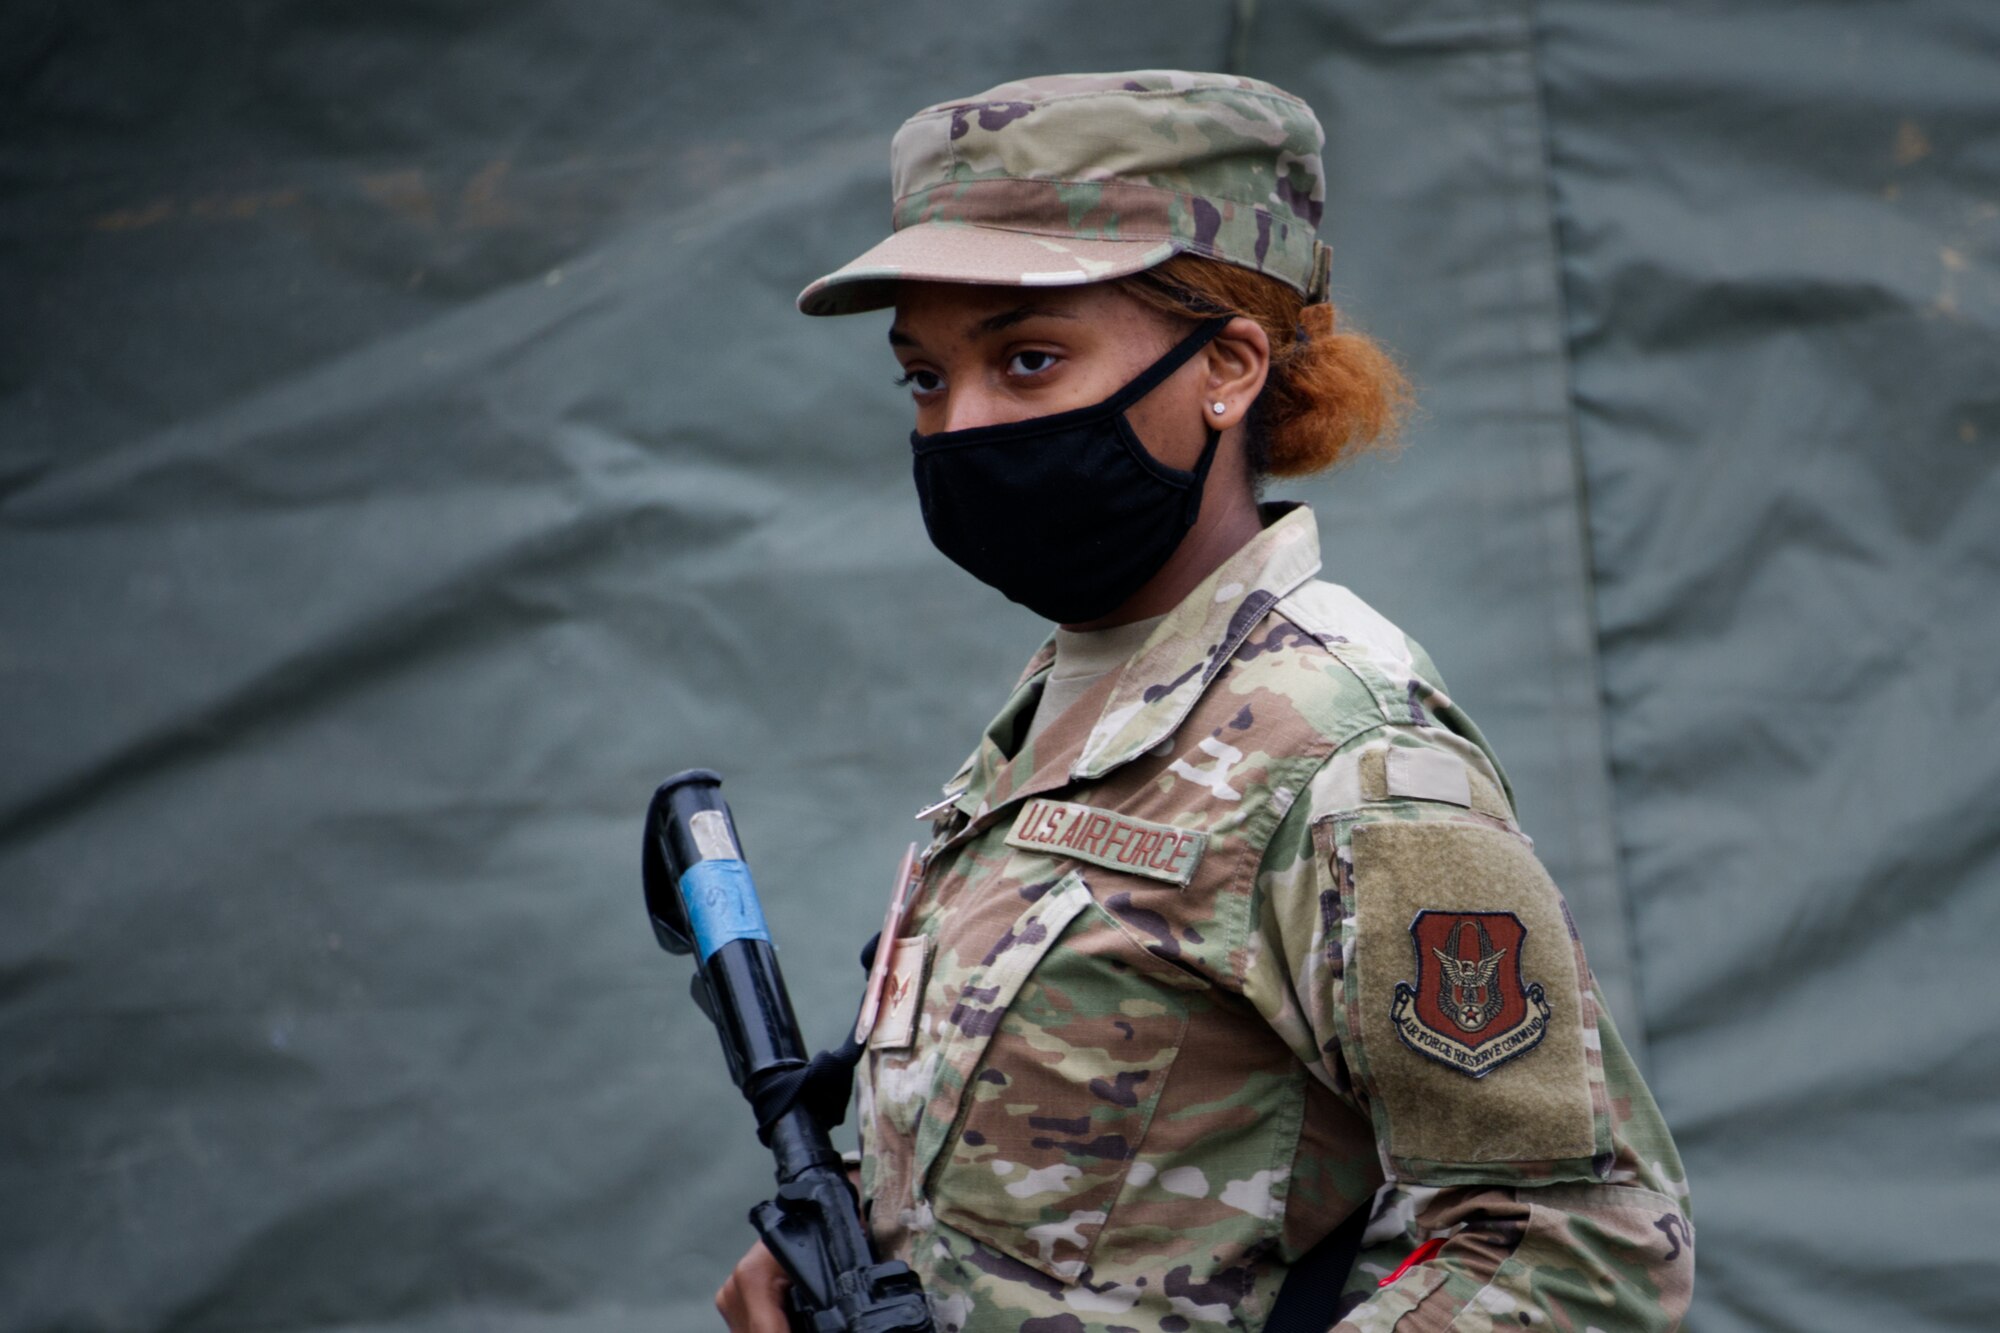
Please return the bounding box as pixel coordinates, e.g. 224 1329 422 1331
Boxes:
642 768 934 1333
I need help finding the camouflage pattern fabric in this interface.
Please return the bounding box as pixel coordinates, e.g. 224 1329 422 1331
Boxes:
855 504 1694 1332
799 71 1333 317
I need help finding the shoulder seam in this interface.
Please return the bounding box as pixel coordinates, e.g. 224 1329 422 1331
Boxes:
1271 594 1419 726
1269 589 1343 654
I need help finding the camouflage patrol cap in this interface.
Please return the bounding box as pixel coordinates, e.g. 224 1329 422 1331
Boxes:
798 70 1333 316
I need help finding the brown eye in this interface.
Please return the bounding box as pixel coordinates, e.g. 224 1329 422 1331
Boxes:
893 369 944 395
1007 350 1057 376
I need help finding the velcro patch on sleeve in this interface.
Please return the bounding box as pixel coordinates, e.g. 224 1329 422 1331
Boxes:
1004 798 1205 886
1351 820 1596 1166
1356 742 1515 825
1385 746 1473 807
1465 769 1514 823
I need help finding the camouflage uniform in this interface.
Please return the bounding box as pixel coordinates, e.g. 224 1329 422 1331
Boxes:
853 505 1693 1332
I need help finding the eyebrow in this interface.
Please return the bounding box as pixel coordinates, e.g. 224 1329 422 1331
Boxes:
977 304 1080 334
887 303 1080 349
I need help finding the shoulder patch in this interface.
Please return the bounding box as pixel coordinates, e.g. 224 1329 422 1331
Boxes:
1392 911 1549 1076
1349 820 1598 1167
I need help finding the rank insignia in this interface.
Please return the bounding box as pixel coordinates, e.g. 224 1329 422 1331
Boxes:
868 935 929 1052
1391 910 1551 1078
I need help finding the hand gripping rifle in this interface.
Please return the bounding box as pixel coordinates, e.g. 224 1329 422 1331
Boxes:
642 769 933 1333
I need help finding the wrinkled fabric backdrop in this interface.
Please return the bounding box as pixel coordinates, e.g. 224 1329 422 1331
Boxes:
4 2 1995 1330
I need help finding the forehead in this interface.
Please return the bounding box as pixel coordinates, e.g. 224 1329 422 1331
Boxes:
889 280 1166 343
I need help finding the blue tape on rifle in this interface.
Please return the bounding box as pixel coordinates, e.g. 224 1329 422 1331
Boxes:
680 858 771 962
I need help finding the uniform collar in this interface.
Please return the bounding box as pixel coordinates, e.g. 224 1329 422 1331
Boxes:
940 503 1323 822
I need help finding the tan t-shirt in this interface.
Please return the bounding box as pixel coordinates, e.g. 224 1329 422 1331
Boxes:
1022 614 1165 748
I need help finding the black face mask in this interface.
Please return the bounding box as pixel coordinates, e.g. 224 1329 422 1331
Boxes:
911 316 1233 626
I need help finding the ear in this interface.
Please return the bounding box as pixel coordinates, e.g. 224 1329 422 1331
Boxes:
1200 316 1271 431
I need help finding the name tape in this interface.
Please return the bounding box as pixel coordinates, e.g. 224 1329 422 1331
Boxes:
1004 798 1205 887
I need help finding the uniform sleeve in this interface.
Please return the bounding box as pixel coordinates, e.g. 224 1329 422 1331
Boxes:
1243 726 1695 1331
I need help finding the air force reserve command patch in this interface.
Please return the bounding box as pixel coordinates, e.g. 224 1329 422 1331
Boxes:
1004 798 1205 886
1350 820 1598 1166
1392 910 1551 1078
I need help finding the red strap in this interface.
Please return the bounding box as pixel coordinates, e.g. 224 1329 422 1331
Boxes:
1377 1236 1449 1288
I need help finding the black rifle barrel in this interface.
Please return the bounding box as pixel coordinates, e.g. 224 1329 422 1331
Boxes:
643 769 933 1333
647 769 837 1182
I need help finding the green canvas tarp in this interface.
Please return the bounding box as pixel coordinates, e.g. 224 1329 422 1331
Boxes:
4 2 1995 1329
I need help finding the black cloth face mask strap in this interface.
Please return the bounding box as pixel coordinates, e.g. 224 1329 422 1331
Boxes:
910 315 1235 626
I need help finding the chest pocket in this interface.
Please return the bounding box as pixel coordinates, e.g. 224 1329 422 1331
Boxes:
915 868 1199 1284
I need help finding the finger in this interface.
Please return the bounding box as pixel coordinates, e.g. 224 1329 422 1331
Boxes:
716 1250 791 1333
745 1264 791 1333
